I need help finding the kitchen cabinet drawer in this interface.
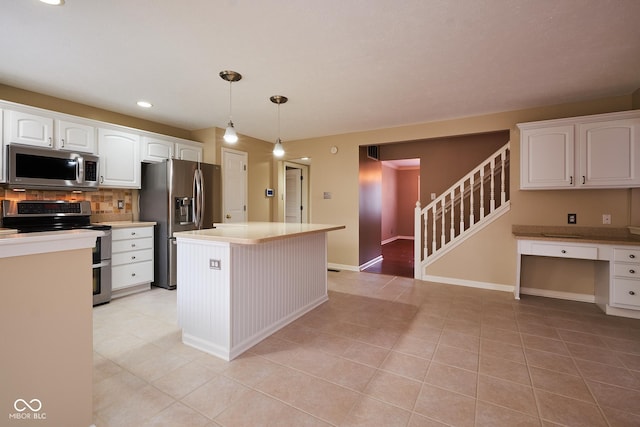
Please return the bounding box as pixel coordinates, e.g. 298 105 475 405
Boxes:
614 263 640 279
112 237 153 254
611 278 640 309
112 226 153 241
112 260 153 290
112 248 153 267
528 242 598 260
613 248 640 263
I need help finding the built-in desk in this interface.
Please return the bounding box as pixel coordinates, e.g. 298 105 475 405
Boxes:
513 225 640 319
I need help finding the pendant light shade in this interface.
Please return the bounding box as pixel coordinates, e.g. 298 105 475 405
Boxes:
219 70 242 144
270 95 288 157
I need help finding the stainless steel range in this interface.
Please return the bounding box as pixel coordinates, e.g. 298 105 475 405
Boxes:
1 200 112 305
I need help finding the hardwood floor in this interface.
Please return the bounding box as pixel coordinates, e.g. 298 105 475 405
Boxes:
363 238 414 278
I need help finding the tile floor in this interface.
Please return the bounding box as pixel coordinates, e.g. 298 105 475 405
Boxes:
93 271 640 426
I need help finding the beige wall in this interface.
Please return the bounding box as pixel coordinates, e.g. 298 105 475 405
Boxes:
280 93 637 285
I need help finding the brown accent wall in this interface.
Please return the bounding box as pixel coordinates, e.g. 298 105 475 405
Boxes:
397 168 420 237
359 147 382 265
381 164 398 241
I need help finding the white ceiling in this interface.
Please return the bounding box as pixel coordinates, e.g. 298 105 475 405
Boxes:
1 0 639 144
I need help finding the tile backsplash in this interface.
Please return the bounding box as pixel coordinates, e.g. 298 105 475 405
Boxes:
0 188 135 222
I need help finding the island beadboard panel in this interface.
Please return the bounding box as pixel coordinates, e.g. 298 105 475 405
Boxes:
177 232 329 360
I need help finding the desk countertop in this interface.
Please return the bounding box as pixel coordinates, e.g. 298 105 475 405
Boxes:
174 222 345 244
512 225 640 246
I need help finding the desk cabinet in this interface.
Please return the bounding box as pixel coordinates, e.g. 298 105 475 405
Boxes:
611 248 640 309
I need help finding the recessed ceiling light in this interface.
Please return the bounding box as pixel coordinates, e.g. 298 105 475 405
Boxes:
136 101 153 108
40 0 65 5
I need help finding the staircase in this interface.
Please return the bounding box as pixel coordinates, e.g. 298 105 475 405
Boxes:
414 142 511 279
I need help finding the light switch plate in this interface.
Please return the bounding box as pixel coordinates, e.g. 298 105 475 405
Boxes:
568 213 577 224
209 259 221 270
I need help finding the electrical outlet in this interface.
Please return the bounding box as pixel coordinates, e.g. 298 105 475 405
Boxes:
117 200 124 209
430 193 437 200
568 213 577 224
602 214 611 224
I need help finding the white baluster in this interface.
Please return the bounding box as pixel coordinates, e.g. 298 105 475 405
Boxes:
501 150 507 204
479 167 485 219
469 175 475 225
490 158 496 212
459 183 465 234
441 198 447 248
431 203 436 254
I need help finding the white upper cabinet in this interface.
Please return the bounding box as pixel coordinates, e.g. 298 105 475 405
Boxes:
578 118 640 187
141 136 173 163
98 128 141 188
0 109 4 183
56 119 96 153
519 111 640 189
175 141 203 162
520 125 575 189
4 110 54 148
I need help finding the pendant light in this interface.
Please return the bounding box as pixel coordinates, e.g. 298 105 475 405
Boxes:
219 70 242 144
270 95 288 157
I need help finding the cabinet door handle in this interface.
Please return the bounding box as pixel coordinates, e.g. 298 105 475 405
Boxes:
630 269 636 274
630 291 636 296
131 232 136 236
569 176 573 185
131 244 136 248
131 273 136 277
582 176 585 184
630 254 636 259
131 256 136 260
61 138 65 147
48 137 53 147
561 250 567 254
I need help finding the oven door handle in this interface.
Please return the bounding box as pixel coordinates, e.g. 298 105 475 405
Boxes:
92 260 111 269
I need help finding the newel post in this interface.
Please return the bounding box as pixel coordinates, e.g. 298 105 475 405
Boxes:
414 200 422 280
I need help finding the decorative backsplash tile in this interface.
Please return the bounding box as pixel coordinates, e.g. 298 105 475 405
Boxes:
0 188 134 215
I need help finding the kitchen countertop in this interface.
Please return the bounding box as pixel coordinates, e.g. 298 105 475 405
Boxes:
0 229 101 258
98 221 157 228
174 222 345 244
512 225 640 246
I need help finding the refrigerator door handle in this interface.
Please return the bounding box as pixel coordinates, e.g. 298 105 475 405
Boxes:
198 169 205 229
192 171 200 229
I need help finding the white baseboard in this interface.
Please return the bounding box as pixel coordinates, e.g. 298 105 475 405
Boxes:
359 256 383 271
423 275 514 293
520 287 595 303
327 263 359 272
382 236 414 245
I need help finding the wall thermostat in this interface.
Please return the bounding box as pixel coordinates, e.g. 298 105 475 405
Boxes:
265 188 274 197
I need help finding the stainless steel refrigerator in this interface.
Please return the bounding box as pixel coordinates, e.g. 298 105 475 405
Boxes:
140 159 221 289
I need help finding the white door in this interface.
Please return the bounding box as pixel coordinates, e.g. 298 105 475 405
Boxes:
222 148 247 223
286 167 302 223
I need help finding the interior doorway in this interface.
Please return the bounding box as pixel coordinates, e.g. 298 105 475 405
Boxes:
362 158 420 278
284 161 309 223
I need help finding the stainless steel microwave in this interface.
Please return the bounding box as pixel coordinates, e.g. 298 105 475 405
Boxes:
7 144 99 191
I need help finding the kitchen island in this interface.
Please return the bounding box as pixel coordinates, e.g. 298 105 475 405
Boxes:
174 222 345 361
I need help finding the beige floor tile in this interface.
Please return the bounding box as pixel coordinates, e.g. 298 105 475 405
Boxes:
535 389 607 427
341 395 412 427
425 361 478 397
392 335 437 360
152 360 219 399
141 401 210 427
524 348 580 376
518 322 562 340
600 405 640 427
380 350 430 380
182 375 251 420
480 325 522 346
433 344 479 371
479 354 531 385
557 329 607 347
443 318 481 336
341 340 390 367
438 329 480 353
481 338 526 363
477 374 537 416
587 380 640 416
414 384 476 427
363 370 422 410
616 352 640 371
475 401 541 427
521 334 570 356
407 413 450 426
529 366 594 403
601 336 640 355
575 358 640 390
215 389 330 427
565 342 625 367
93 369 148 413
97 384 174 427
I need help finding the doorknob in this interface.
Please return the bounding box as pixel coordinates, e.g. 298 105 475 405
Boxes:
226 214 232 219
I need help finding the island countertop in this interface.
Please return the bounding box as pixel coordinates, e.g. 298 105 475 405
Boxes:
173 222 345 244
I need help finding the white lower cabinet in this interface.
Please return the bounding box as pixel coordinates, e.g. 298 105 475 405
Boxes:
611 248 640 310
111 225 154 298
